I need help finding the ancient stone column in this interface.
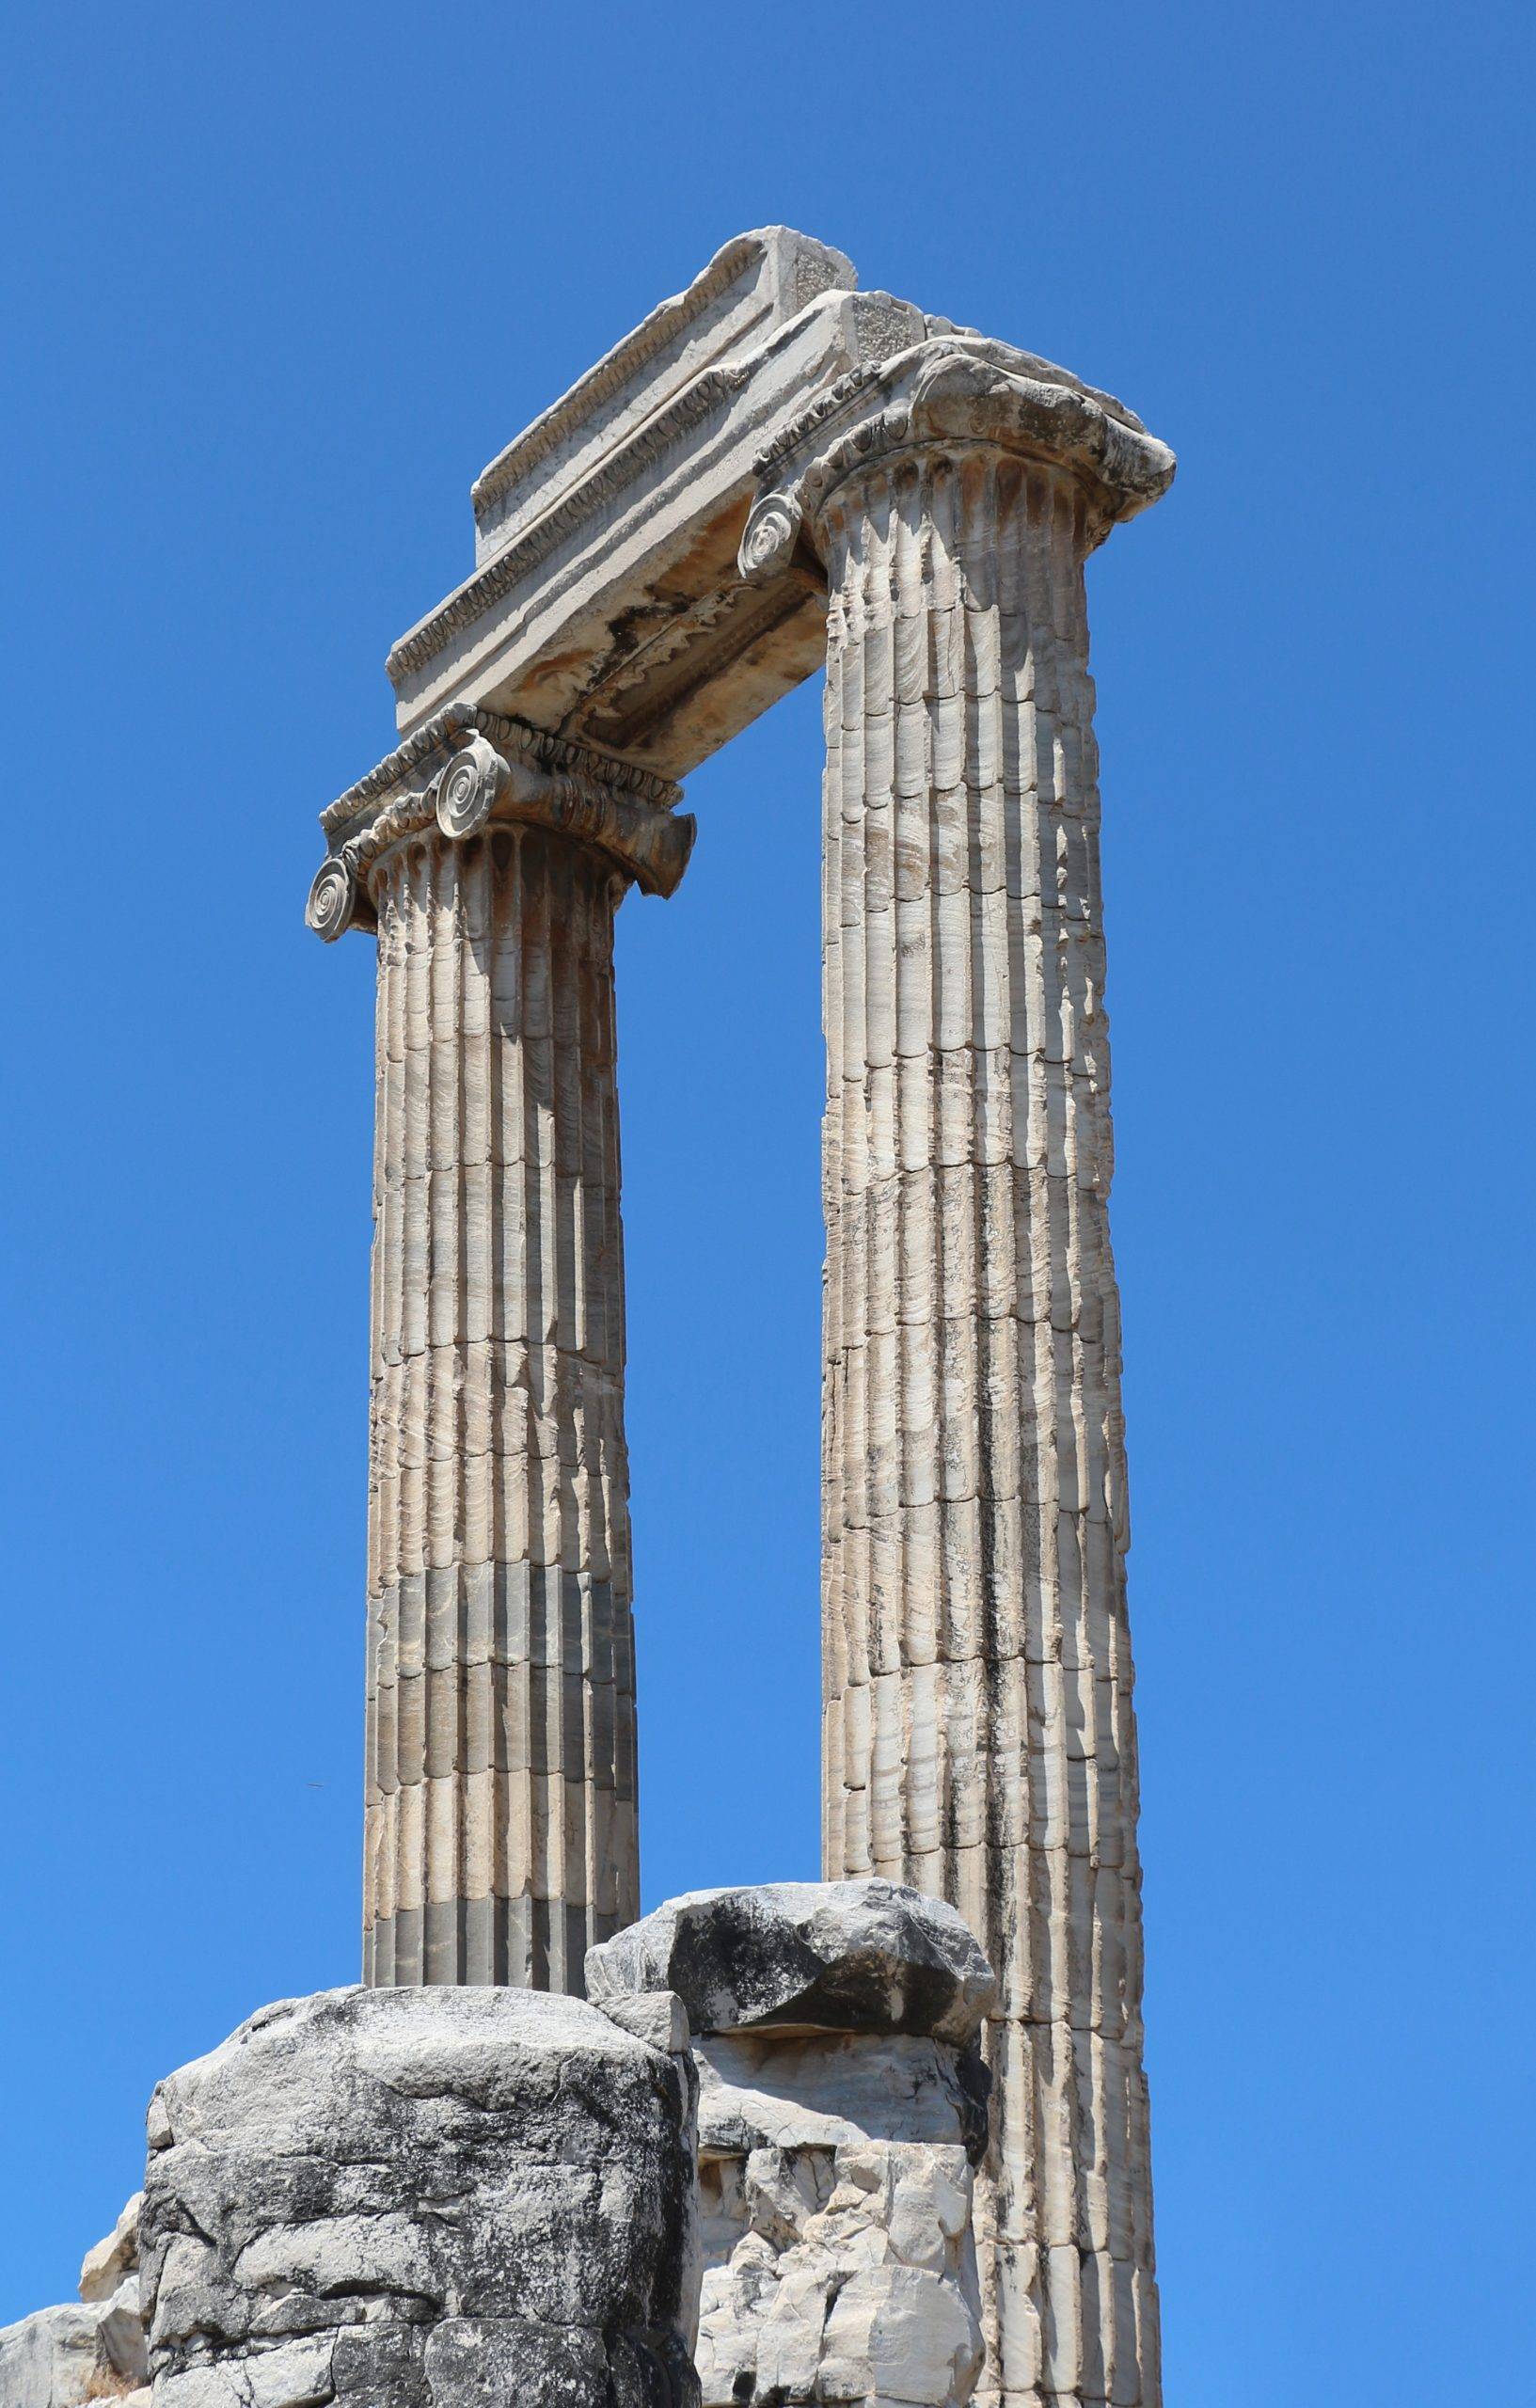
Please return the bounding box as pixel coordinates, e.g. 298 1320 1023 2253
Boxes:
308 709 692 1991
742 345 1175 2408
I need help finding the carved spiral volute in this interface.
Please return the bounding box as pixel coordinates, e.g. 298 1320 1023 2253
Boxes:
435 733 510 840
306 852 358 943
308 711 693 940
737 492 804 585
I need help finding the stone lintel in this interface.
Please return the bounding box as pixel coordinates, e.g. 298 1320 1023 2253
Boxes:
383 230 936 778
468 228 856 565
339 237 1171 846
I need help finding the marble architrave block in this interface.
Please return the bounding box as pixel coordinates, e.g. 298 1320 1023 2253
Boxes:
382 229 936 777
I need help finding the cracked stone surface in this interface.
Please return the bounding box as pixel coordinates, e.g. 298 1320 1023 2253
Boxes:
586 1878 997 2046
0 2192 148 2407
139 1985 700 2408
594 1881 992 2407
694 2137 986 2408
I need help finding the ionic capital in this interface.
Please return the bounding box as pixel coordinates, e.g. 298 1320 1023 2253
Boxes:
307 706 694 941
737 337 1175 580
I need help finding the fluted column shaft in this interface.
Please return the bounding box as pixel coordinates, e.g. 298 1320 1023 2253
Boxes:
363 819 636 1991
818 447 1158 2407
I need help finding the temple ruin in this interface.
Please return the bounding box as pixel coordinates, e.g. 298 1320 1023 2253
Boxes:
4 228 1174 2408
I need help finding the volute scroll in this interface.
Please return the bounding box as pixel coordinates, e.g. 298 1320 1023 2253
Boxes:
306 711 694 941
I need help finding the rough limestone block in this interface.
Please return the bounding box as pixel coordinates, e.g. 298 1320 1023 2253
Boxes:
139 1986 700 2408
691 2137 986 2407
80 2195 143 2304
0 2296 147 2407
818 2260 982 2402
586 1877 996 2046
696 2031 990 2163
595 1987 693 2055
0 2193 149 2406
592 1882 992 2408
0 2305 107 2408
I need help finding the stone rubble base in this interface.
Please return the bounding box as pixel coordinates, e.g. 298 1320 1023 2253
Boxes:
5 1881 996 2408
139 1985 699 2408
0 2189 149 2408
594 1880 993 2408
697 2139 983 2408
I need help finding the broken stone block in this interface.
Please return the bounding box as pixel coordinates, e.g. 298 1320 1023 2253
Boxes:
139 1985 701 2408
0 2305 106 2408
595 1986 692 2054
79 2194 142 2305
819 2261 983 2404
595 1881 992 2407
586 1877 996 2046
0 2192 149 2407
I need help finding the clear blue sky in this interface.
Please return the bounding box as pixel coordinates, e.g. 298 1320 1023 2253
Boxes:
2 2 1530 2395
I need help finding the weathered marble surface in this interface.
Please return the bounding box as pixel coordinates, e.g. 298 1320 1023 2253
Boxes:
740 338 1174 2408
593 1881 992 2408
696 2140 984 2408
382 228 936 774
587 1876 996 2046
139 1986 700 2408
309 719 693 1988
0 2193 148 2407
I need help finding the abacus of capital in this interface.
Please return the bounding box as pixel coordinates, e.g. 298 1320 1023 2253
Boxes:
3 230 1175 2408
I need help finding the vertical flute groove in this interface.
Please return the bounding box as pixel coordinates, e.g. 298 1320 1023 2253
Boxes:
820 449 1159 2408
362 823 638 1991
